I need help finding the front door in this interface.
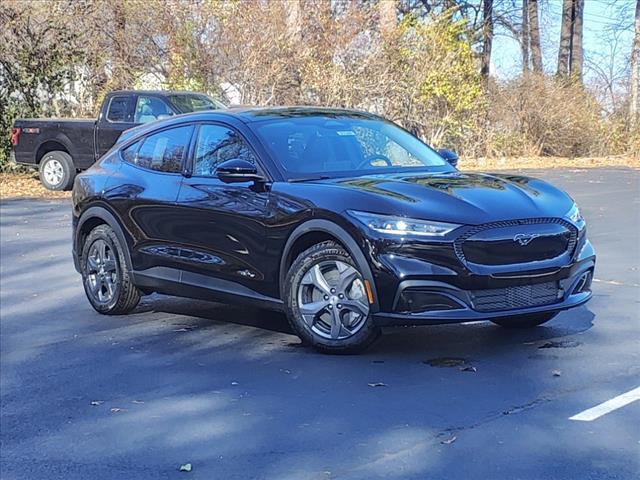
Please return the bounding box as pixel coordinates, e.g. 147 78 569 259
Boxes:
174 123 273 298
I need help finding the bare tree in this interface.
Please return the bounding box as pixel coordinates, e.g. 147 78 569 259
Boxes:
379 0 397 36
571 0 584 81
522 0 529 76
481 0 493 81
557 0 572 76
631 0 640 126
528 0 542 73
286 0 302 40
557 0 584 81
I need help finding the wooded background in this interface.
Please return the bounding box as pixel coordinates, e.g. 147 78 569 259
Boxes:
1 0 639 169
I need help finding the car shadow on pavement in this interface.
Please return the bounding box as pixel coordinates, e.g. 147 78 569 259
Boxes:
132 293 595 356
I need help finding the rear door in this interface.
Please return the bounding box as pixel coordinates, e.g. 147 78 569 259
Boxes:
104 124 195 276
95 95 136 158
173 122 273 297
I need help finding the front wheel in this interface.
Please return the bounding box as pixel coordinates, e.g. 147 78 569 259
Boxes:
490 312 558 328
284 241 381 354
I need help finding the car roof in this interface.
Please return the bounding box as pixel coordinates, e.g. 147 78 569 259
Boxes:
109 90 210 96
117 106 383 144
221 106 381 123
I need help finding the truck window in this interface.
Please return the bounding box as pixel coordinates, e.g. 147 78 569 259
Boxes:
107 96 133 123
135 126 192 173
135 96 174 124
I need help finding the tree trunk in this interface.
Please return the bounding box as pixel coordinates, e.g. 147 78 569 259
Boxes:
522 0 529 76
557 0 573 76
481 0 493 81
286 0 301 40
379 0 396 37
529 0 543 73
570 0 584 82
630 0 639 126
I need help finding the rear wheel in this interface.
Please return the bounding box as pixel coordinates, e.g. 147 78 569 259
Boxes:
284 241 380 354
490 312 558 328
81 225 140 315
39 151 75 191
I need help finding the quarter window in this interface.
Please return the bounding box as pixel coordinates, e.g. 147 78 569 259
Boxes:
106 96 133 123
135 126 192 173
121 141 139 164
194 125 257 177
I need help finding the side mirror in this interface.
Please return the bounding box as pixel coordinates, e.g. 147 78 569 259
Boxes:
215 159 263 183
437 149 459 167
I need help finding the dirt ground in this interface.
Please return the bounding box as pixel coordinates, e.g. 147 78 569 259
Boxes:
1 155 638 199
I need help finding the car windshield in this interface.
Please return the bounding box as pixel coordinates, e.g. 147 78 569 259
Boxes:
251 114 451 180
168 94 226 113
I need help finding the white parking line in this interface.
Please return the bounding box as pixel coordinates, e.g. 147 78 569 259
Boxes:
569 386 640 422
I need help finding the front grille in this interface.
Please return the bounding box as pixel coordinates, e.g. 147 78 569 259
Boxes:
454 218 578 267
471 281 560 312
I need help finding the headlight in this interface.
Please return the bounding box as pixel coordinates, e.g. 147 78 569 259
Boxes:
565 203 584 225
348 210 459 237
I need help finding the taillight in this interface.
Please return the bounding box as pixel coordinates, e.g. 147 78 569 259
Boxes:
11 128 20 146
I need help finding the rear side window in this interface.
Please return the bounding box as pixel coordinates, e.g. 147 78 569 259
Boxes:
135 126 192 173
107 96 133 123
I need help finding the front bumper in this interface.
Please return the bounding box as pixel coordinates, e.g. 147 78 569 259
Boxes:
368 235 596 326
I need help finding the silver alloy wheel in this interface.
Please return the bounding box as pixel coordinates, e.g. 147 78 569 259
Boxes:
297 260 370 340
85 239 118 305
43 158 64 187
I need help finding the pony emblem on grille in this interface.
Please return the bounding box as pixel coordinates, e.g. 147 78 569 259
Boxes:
513 233 541 246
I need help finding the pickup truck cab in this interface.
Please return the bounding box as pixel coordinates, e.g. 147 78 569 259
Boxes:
11 90 225 190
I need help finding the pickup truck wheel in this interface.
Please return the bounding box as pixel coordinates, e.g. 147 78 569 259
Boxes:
39 151 75 191
81 224 140 315
284 241 381 354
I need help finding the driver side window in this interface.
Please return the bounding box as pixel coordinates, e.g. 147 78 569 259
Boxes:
194 124 257 177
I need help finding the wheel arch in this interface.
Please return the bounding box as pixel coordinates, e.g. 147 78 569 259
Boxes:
279 220 379 312
36 140 71 164
75 206 133 275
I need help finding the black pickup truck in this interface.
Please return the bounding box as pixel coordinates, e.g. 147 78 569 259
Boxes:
11 90 225 190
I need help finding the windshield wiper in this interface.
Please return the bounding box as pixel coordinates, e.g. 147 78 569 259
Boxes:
288 175 332 183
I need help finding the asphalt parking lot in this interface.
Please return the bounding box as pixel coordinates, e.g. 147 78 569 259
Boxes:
1 168 639 480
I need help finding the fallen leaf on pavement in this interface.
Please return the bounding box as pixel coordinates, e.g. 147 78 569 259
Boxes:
179 463 192 472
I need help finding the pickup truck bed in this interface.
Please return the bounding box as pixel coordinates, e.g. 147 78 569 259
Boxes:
13 118 97 169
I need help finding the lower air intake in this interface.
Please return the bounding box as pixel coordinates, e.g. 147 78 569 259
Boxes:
471 282 560 312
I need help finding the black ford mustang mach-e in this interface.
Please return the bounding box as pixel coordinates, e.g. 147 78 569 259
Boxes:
72 107 595 353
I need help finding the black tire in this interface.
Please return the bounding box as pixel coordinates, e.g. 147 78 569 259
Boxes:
284 241 381 354
81 224 140 315
38 151 76 191
490 312 558 328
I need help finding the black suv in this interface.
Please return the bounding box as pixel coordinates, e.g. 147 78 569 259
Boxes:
72 107 595 353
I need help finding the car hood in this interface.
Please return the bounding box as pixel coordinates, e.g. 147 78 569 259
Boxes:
312 171 574 225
